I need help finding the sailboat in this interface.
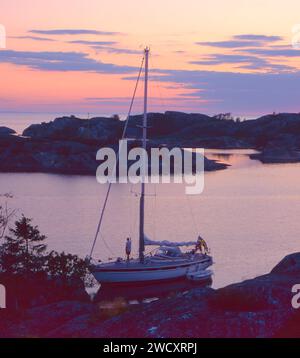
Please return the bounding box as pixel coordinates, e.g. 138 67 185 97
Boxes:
88 47 213 284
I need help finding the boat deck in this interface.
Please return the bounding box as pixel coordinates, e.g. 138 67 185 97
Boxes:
91 254 212 272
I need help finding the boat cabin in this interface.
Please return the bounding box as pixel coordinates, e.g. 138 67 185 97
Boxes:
155 246 183 259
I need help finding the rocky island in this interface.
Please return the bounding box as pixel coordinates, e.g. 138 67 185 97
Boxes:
1 111 300 175
0 113 229 175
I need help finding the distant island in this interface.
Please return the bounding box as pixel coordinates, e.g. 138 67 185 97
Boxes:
1 111 300 175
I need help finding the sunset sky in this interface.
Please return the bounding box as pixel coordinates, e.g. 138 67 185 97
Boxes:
1 0 300 117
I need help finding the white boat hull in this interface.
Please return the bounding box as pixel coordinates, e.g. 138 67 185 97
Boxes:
91 257 212 284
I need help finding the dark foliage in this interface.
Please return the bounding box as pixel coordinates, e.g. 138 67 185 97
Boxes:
0 215 89 309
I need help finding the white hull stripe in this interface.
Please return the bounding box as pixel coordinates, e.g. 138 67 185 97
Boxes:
92 259 211 273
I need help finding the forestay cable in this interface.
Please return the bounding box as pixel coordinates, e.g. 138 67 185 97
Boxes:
89 55 145 258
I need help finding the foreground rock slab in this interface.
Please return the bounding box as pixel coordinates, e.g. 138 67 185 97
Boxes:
1 253 300 338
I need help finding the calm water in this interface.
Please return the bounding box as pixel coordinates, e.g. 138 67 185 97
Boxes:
0 150 299 289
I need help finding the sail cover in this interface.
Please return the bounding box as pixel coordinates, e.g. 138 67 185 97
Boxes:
144 236 196 248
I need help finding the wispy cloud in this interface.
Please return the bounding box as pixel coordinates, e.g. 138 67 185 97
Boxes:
92 45 142 55
234 34 282 42
29 29 121 36
62 40 142 55
10 35 56 42
197 34 282 49
0 50 137 74
191 54 266 65
193 33 298 73
68 40 118 46
241 47 300 57
196 40 264 48
190 53 295 72
83 96 201 109
66 39 141 55
149 68 300 113
85 96 190 101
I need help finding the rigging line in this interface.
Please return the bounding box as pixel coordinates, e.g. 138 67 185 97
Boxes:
186 194 200 237
149 52 167 113
153 183 157 241
127 184 139 245
129 183 136 238
101 233 115 256
89 55 145 258
129 183 132 236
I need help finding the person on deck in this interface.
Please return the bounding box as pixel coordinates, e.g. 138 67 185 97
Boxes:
125 238 132 262
195 237 203 253
202 238 209 255
196 235 209 255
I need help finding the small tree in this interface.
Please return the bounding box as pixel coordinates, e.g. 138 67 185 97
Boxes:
0 193 16 239
43 250 90 288
214 113 234 121
0 215 90 308
0 215 47 275
45 251 88 286
112 114 120 121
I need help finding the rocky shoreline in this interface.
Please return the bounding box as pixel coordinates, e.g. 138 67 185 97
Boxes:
1 253 300 338
0 115 229 175
1 111 300 175
250 147 300 163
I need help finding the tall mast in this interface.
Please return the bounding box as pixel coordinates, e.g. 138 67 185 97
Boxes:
139 47 149 263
